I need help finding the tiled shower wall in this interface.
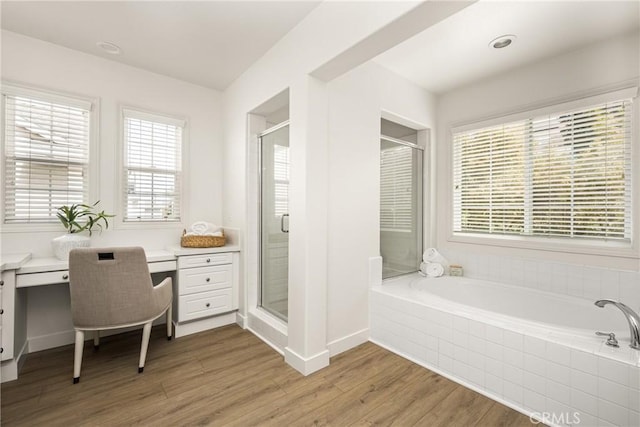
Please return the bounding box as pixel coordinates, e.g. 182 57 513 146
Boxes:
439 250 640 310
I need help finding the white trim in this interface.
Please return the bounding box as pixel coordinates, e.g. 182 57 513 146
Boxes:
115 104 188 230
1 80 93 111
121 108 186 128
448 232 638 260
247 310 287 352
452 83 638 134
172 312 236 338
247 326 285 356
284 346 330 376
327 328 369 357
27 329 75 353
235 312 247 329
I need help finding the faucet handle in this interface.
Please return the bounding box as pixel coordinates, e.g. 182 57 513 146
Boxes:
596 331 619 348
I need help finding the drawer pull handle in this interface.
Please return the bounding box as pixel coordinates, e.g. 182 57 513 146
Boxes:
0 309 3 315
206 277 210 282
62 274 69 280
206 258 211 263
206 303 211 308
0 280 4 286
1 347 3 353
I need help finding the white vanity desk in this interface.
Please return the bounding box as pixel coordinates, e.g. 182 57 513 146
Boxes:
15 250 178 287
1 245 240 382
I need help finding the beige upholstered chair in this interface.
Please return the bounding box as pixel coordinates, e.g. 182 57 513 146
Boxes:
68 247 173 384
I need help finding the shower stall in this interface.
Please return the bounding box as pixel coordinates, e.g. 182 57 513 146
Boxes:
259 121 290 321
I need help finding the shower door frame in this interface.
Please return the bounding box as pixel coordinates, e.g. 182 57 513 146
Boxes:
258 120 290 322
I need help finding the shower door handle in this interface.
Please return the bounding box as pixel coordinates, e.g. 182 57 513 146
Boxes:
280 214 289 233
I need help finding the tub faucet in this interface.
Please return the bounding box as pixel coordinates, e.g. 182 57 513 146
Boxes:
595 299 640 350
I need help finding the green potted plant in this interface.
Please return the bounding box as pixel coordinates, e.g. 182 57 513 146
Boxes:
51 201 114 260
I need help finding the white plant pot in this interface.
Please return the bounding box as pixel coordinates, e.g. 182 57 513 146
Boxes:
52 234 91 261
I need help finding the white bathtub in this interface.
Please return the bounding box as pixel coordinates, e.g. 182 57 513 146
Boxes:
370 273 640 427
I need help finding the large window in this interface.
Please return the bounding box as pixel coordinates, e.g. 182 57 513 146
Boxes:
453 96 632 243
2 85 92 224
122 109 184 222
380 119 423 279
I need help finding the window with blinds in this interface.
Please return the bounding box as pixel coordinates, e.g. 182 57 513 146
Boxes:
3 88 91 224
380 144 414 231
273 144 289 218
122 109 184 222
453 98 632 242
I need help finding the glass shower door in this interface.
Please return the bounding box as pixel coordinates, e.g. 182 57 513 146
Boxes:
259 123 289 321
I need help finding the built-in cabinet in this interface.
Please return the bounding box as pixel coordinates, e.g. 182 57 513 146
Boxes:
172 248 240 338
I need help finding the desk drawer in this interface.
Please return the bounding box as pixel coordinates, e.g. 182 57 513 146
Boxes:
177 253 232 269
178 289 232 322
178 264 231 295
17 270 69 288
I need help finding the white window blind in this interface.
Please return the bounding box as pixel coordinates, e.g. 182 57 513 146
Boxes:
123 109 183 222
380 144 414 231
3 90 91 223
273 144 289 218
453 98 632 241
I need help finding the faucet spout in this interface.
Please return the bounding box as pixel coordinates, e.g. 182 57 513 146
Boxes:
595 299 640 350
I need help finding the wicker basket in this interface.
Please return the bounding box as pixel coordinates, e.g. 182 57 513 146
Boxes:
180 229 226 248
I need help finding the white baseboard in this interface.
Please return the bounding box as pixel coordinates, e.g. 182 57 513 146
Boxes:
327 328 369 357
247 326 285 356
173 312 236 338
28 316 170 353
236 312 247 329
28 329 75 353
247 311 287 351
284 346 330 376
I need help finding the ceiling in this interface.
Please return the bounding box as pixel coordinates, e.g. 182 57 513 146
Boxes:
1 1 320 91
373 0 640 94
3 1 638 95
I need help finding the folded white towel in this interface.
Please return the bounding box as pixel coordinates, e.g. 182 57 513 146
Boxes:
188 221 222 236
425 262 444 278
423 248 446 264
184 230 223 237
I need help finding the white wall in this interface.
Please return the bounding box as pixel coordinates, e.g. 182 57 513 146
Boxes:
222 1 430 373
436 32 640 272
1 30 223 346
326 61 436 351
1 30 223 256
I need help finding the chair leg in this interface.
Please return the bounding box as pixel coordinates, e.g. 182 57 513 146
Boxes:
166 304 173 340
93 330 100 350
138 322 152 373
73 330 85 384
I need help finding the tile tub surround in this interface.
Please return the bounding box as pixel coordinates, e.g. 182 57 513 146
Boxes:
436 251 640 311
370 283 640 427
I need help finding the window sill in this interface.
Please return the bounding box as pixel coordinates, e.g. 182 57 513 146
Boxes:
1 223 64 234
448 232 638 260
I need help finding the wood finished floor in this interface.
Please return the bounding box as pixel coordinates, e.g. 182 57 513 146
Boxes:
1 325 535 426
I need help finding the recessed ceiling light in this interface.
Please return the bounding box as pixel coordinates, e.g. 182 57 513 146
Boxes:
489 35 516 50
96 41 121 55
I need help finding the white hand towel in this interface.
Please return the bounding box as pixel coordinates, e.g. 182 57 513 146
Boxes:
190 221 209 235
425 262 444 278
423 248 448 268
188 222 222 235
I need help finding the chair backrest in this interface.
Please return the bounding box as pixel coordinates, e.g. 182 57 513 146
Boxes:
68 247 158 328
